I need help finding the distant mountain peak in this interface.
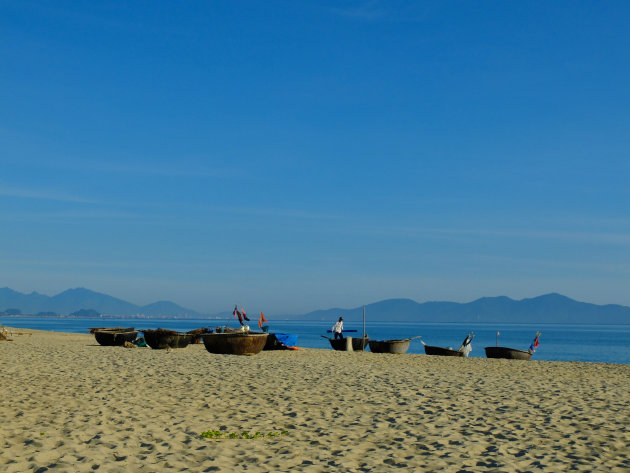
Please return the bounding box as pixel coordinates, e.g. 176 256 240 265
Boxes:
0 287 201 318
474 295 514 302
2 287 629 323
62 287 96 294
536 292 570 299
293 293 630 324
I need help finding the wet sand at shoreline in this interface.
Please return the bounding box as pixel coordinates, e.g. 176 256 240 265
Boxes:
1 328 629 472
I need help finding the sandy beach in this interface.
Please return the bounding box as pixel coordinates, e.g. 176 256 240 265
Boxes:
1 328 629 472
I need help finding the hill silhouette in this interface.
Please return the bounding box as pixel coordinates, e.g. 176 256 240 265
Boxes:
1 287 629 323
295 293 630 324
0 287 202 318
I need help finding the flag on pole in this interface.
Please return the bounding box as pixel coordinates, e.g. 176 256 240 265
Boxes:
233 305 243 325
241 307 250 321
258 312 268 328
529 332 540 352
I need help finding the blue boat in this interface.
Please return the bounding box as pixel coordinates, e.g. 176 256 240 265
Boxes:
264 333 298 350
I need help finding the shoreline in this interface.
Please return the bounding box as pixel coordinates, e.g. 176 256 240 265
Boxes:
3 321 630 365
1 326 629 366
2 328 629 472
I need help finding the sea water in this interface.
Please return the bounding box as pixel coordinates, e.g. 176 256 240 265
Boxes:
2 316 629 364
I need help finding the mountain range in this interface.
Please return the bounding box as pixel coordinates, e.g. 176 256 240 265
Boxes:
1 287 629 324
0 287 203 317
299 293 630 324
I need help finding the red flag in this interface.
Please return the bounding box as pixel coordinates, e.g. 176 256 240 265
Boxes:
233 305 243 325
241 307 250 321
258 312 268 328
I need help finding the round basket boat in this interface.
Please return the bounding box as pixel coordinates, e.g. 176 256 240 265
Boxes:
202 332 268 355
143 329 193 349
485 346 532 360
423 345 464 357
93 329 138 347
327 336 369 351
368 338 411 354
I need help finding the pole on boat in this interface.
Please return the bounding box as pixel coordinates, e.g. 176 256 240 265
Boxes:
362 305 366 341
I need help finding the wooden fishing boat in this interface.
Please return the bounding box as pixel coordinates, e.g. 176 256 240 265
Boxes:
368 338 412 354
484 346 532 360
93 328 138 346
485 332 539 360
423 345 464 357
186 327 213 344
89 326 134 334
143 329 193 349
327 335 369 351
423 333 473 357
202 332 268 355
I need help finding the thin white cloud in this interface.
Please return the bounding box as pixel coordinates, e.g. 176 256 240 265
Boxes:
0 256 270 272
1 200 344 227
13 0 151 34
4 155 238 179
474 252 630 275
0 184 100 204
552 215 630 228
0 258 140 270
431 227 630 246
205 204 343 221
3 185 627 246
86 160 239 179
4 209 140 221
311 221 630 246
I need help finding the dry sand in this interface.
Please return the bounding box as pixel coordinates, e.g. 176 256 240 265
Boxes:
1 328 629 472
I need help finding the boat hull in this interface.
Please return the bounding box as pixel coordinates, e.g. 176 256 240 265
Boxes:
264 333 298 350
202 333 268 355
94 330 138 346
485 346 532 360
89 326 135 334
143 329 193 349
369 339 411 354
186 327 213 344
423 345 464 357
328 336 369 351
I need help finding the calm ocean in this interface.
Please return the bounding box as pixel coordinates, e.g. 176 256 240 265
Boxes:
3 316 629 364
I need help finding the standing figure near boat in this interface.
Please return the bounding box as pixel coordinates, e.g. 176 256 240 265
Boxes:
332 317 344 340
458 332 474 357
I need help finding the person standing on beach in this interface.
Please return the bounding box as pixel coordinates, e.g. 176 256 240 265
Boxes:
332 317 344 340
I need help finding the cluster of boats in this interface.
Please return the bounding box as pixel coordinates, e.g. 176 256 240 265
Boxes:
89 327 293 355
325 331 541 360
90 326 541 360
89 327 210 349
320 307 540 359
323 334 420 354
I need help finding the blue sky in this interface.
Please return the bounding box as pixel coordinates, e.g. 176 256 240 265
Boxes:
2 1 629 314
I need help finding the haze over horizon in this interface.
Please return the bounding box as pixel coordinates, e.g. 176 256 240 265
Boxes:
2 286 630 318
2 2 629 314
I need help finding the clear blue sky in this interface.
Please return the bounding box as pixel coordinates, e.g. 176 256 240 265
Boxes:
2 1 629 314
